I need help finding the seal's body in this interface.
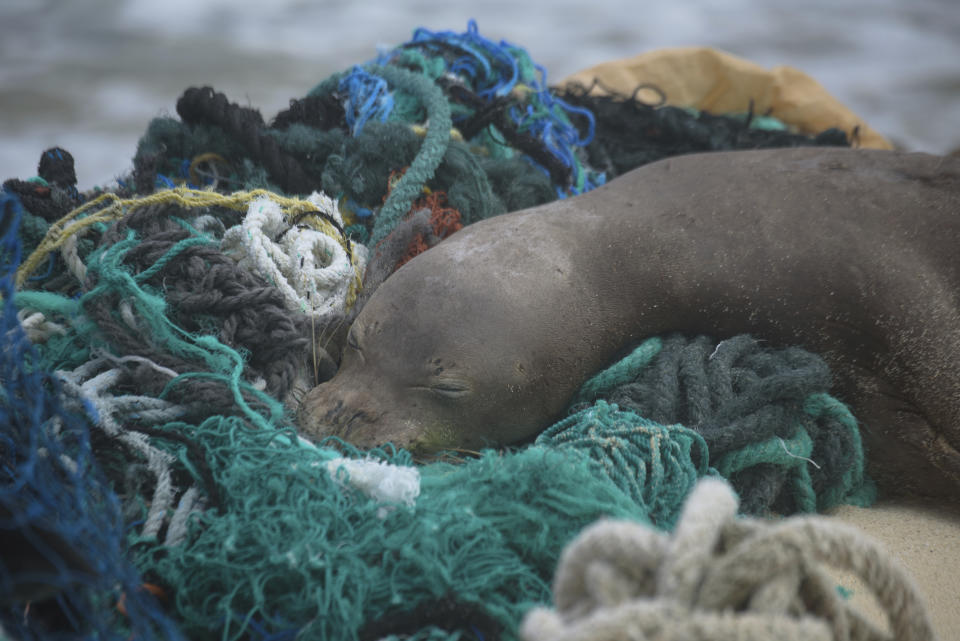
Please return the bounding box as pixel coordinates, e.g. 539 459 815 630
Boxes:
299 148 960 497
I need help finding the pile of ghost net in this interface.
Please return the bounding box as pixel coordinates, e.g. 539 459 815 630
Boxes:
1 21 879 641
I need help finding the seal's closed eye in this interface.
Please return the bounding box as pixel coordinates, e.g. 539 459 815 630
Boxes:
413 380 472 399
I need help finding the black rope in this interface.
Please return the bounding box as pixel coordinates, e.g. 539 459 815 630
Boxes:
176 86 319 194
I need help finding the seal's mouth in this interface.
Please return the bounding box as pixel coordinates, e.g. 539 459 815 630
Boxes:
296 379 420 450
296 384 477 459
297 395 379 446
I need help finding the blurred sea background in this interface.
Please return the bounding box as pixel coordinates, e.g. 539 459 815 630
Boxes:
1 0 958 190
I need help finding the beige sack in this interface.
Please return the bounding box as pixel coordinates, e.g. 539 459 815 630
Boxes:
562 47 892 150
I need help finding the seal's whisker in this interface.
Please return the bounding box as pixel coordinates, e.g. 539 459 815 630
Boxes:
311 300 319 387
319 313 351 360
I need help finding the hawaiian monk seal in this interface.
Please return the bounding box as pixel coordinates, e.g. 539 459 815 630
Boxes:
298 147 960 498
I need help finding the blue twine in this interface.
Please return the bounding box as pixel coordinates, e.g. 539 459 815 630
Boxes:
1 189 25 272
549 96 596 148
28 251 57 281
395 20 603 196
508 87 602 195
0 192 184 640
155 174 176 190
339 65 396 136
406 19 519 99
347 199 374 218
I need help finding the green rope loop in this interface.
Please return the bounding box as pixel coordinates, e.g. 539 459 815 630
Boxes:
309 64 453 245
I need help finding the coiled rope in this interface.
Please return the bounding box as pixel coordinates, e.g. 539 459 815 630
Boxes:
571 334 874 515
308 64 453 245
220 190 368 321
522 478 936 641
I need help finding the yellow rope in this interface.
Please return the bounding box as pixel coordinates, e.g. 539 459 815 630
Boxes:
16 188 364 304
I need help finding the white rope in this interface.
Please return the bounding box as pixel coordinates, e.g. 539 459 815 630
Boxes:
326 457 421 518
521 478 937 641
96 350 180 380
164 486 205 547
221 191 367 322
60 230 87 285
17 309 66 343
56 357 197 540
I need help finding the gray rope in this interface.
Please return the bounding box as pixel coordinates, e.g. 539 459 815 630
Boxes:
56 357 197 541
522 479 936 641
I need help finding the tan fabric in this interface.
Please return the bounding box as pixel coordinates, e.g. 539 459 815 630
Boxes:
561 47 892 150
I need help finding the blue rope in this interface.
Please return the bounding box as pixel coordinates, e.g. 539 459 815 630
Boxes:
0 191 185 640
396 20 604 196
407 19 519 98
27 251 57 282
339 65 396 136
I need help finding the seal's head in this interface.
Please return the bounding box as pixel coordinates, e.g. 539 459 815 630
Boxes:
296 228 588 454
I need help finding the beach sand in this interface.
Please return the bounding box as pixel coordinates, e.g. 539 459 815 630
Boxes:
826 498 960 638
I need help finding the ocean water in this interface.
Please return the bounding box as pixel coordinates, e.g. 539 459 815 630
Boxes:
1 0 958 189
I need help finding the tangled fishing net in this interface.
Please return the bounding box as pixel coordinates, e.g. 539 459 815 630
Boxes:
0 20 891 641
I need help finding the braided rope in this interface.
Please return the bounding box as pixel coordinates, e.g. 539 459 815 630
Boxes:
56 357 192 540
220 191 367 320
16 309 67 343
59 227 89 284
164 486 205 547
522 479 936 641
570 333 873 514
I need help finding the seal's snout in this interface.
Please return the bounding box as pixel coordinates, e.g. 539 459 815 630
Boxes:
297 380 395 447
317 398 377 439
318 397 346 425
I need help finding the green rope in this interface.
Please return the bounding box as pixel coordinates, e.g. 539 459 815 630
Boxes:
537 400 710 529
804 392 876 508
568 334 875 515
134 236 214 283
309 64 453 245
14 290 81 317
572 337 662 406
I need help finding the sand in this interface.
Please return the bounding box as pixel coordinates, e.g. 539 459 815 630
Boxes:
826 498 960 639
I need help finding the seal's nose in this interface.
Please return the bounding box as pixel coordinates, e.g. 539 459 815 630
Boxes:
320 397 345 424
296 380 381 442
